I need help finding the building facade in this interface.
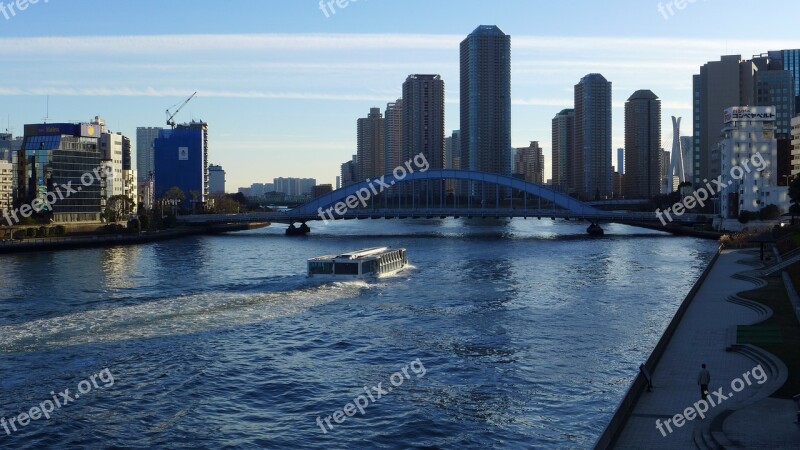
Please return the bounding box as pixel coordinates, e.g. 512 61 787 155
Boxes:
791 115 800 177
460 25 512 191
357 107 384 181
209 164 226 194
574 73 613 199
624 90 661 199
153 121 209 209
16 123 104 222
514 142 545 184
551 109 574 193
384 100 403 175
719 107 781 219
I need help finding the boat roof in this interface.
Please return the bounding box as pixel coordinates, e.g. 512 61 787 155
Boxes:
308 247 403 261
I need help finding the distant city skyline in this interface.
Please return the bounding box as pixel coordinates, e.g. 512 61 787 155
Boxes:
0 1 796 190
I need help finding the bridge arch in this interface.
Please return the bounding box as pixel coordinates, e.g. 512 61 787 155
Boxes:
290 169 603 217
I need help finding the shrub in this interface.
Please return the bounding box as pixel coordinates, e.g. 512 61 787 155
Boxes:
738 210 753 224
53 225 67 236
139 214 150 231
759 204 781 221
36 226 48 237
25 228 36 238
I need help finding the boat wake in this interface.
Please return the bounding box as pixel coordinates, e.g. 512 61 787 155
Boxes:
0 280 369 352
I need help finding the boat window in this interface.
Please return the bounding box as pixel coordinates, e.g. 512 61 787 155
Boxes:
309 262 334 275
334 262 359 275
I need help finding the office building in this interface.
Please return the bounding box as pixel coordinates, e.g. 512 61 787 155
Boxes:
153 121 209 209
16 122 103 222
791 115 800 177
136 127 161 182
445 130 461 170
312 184 333 198
719 107 782 218
274 177 316 198
514 142 545 185
384 100 403 174
340 155 357 188
460 25 512 198
574 73 613 199
0 159 11 212
617 148 624 175
209 164 226 194
624 90 661 199
551 109 575 192
357 107 384 181
99 128 125 202
693 55 757 186
661 150 672 194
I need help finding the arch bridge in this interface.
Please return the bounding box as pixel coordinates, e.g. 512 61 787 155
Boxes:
180 169 706 233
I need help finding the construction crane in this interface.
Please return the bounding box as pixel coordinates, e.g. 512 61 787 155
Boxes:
166 92 197 129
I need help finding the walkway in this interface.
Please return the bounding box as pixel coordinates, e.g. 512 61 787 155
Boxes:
613 249 800 449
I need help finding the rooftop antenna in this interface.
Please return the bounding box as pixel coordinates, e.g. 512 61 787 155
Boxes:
43 95 49 124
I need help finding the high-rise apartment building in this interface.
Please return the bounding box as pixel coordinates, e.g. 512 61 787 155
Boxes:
445 130 462 170
136 127 161 182
384 100 403 174
551 109 574 193
341 155 357 188
574 73 613 200
624 90 662 199
402 74 445 169
514 141 545 184
357 107 384 181
460 25 511 192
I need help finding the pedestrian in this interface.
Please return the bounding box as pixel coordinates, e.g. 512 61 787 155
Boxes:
698 363 710 400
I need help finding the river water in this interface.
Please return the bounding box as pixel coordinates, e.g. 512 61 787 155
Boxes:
0 219 717 449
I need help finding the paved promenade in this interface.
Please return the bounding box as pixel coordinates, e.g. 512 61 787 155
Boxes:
613 249 800 449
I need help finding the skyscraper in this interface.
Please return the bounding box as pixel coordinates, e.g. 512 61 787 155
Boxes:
752 53 796 139
574 73 612 200
514 141 545 184
357 107 384 181
617 148 624 175
692 55 756 186
153 121 209 208
136 127 161 183
460 25 511 197
384 99 403 174
209 164 226 194
624 90 661 199
402 74 445 168
551 109 575 192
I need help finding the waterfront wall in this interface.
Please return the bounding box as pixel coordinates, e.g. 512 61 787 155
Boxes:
594 248 722 449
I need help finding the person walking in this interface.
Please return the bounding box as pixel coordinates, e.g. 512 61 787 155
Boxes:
698 363 711 400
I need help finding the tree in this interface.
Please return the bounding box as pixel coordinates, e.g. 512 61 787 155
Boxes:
105 195 133 223
161 186 186 216
789 176 800 214
209 193 241 214
758 204 781 221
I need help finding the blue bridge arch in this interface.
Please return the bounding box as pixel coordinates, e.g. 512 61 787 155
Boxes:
290 169 603 217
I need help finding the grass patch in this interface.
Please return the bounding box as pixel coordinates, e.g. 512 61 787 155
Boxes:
737 276 800 399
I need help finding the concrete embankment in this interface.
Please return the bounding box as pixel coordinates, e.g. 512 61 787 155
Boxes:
596 248 799 449
0 223 269 254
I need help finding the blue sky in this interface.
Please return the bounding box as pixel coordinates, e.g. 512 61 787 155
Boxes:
1 0 798 189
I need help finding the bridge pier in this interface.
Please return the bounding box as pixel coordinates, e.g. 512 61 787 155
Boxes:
286 222 310 236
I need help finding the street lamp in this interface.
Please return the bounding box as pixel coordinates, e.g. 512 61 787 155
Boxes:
783 175 791 186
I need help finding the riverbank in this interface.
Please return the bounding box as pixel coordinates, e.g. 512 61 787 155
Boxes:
596 248 800 449
0 223 270 254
